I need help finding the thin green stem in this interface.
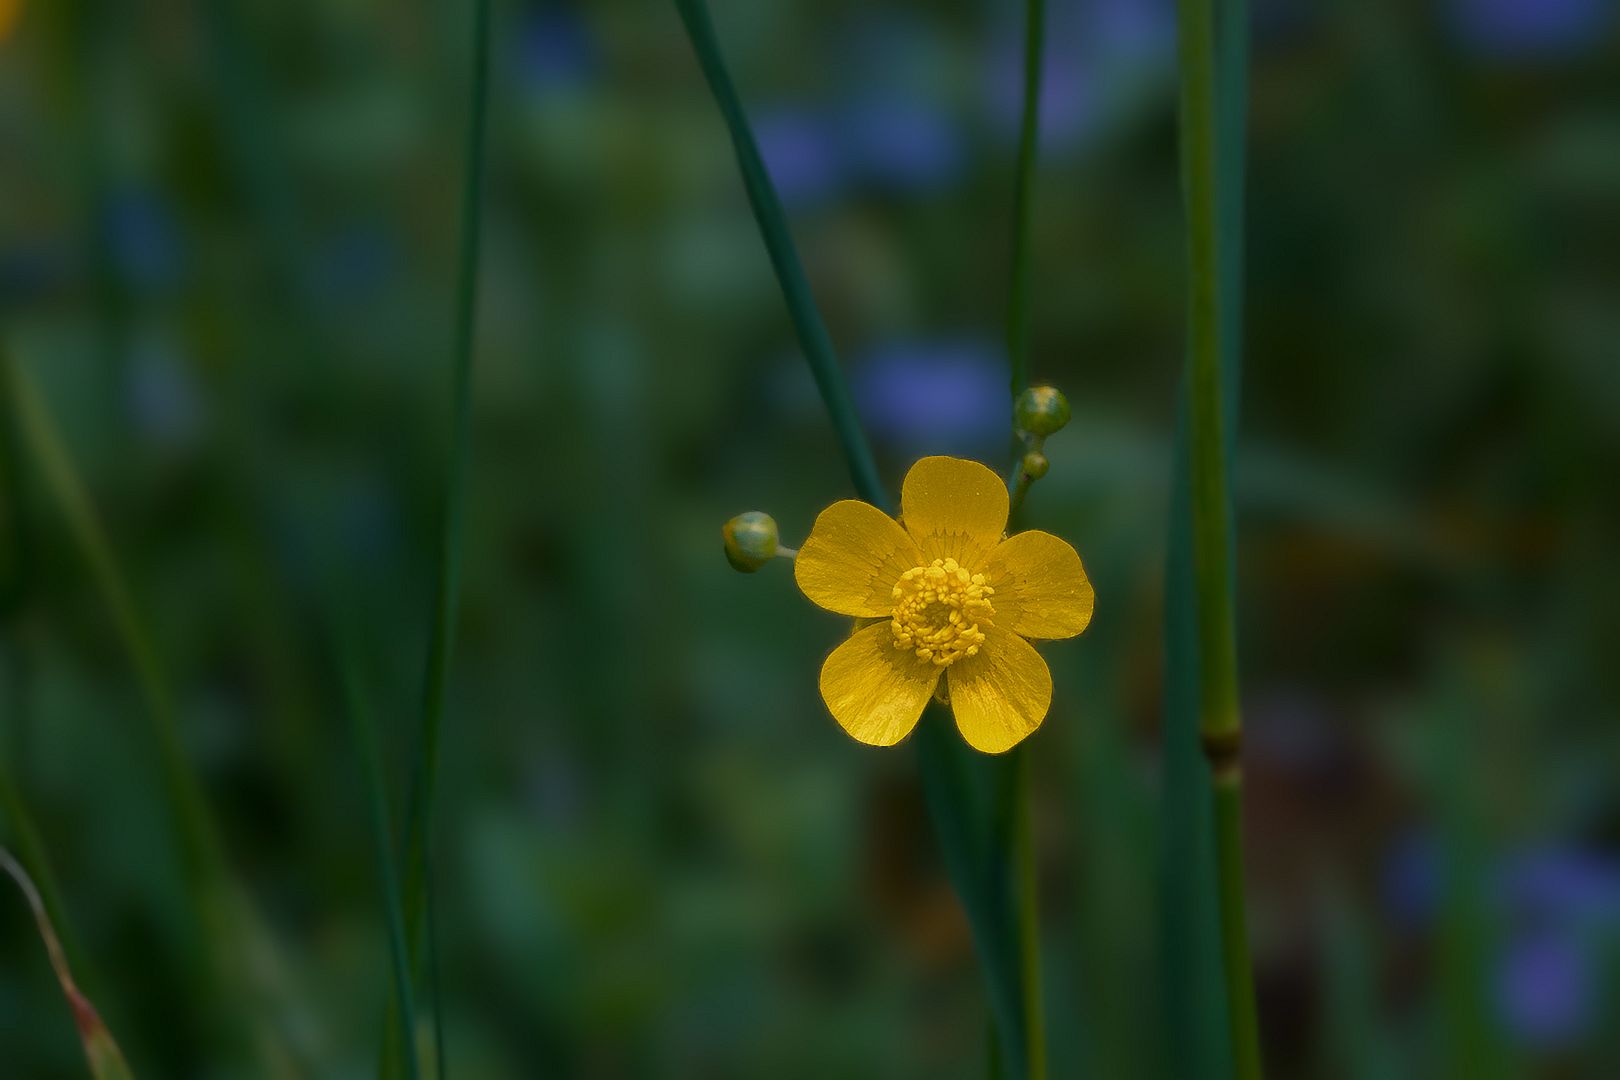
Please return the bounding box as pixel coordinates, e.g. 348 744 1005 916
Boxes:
1177 0 1239 743
7 361 223 928
1176 0 1260 1076
4 357 283 1062
399 0 492 972
1006 6 1048 1053
671 0 888 510
1006 0 1046 399
1012 748 1046 1080
338 649 420 1080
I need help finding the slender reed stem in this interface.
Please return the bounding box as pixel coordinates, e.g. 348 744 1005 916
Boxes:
676 7 1039 1073
1175 0 1260 1076
1006 0 1046 399
6 360 230 954
399 0 492 970
671 0 888 510
1006 5 1049 1068
1012 748 1046 1080
338 651 420 1080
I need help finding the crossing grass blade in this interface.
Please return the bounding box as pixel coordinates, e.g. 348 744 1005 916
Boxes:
672 3 1035 1072
385 0 493 1073
2 847 135 1080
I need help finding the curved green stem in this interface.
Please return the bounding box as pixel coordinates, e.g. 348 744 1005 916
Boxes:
1006 5 1049 1069
399 0 492 972
1007 0 1046 400
1175 0 1260 1076
337 646 420 1080
671 0 888 510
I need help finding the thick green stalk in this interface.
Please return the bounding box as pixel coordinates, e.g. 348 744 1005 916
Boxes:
1175 0 1260 1076
671 0 888 509
1006 0 1046 399
399 0 492 968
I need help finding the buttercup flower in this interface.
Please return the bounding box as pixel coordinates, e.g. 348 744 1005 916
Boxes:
795 456 1094 753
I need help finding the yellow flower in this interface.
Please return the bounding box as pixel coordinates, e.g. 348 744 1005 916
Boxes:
795 456 1094 754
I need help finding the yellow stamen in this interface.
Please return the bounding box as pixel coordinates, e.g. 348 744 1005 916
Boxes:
889 557 995 667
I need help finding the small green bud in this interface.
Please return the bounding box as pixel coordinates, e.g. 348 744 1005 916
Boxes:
1014 385 1071 436
1022 451 1049 479
722 511 779 572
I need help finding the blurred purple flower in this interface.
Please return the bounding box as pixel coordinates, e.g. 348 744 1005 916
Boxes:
1496 932 1594 1047
516 4 596 90
753 108 848 210
840 98 965 193
1447 0 1615 58
854 340 1007 456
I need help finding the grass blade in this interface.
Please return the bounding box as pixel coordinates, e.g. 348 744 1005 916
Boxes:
399 0 491 948
5 358 230 959
335 636 421 1080
671 0 888 510
915 711 1029 1078
390 0 493 1070
673 6 1035 1071
1 847 135 1080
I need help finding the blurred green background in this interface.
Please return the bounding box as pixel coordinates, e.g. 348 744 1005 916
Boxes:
3 0 1620 1076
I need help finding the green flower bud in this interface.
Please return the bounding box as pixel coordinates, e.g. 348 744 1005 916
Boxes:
1014 386 1071 437
722 511 779 572
1022 451 1049 479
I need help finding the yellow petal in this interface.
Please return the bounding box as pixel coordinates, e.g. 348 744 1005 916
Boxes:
899 456 1009 565
819 623 940 746
983 530 1096 640
795 500 923 617
945 626 1052 754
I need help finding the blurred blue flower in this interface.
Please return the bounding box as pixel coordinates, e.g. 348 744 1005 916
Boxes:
839 98 965 194
753 107 849 210
986 25 1097 152
128 339 202 447
103 188 182 291
986 0 1175 154
1499 848 1620 924
1446 0 1615 58
516 4 596 90
854 339 1007 457
1495 931 1595 1047
313 226 396 306
1381 829 1442 931
1092 0 1176 63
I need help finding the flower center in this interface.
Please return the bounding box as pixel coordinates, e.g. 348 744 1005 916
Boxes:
890 558 995 667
